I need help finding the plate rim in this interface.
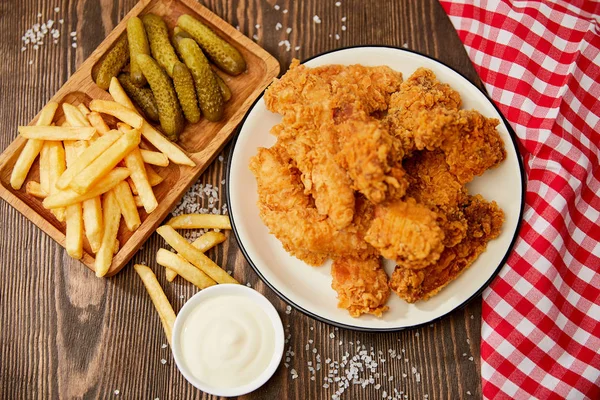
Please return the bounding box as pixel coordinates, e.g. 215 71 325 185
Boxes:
226 45 527 332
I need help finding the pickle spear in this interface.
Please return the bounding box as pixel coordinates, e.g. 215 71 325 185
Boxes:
95 34 129 90
177 14 246 76
174 37 224 122
142 13 180 77
136 54 185 140
172 62 201 124
117 73 160 122
127 17 150 86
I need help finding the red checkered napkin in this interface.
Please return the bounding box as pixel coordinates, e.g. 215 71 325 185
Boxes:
438 1 600 398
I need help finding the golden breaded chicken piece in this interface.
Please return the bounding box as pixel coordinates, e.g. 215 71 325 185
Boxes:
404 150 468 247
389 194 504 303
412 109 507 184
386 67 462 154
365 197 445 268
331 255 390 318
249 145 375 265
264 60 405 227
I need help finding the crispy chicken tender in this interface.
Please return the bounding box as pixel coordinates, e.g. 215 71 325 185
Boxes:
404 150 468 247
389 194 504 303
365 197 445 268
331 255 390 318
264 60 406 227
412 109 507 183
386 67 462 154
249 145 375 265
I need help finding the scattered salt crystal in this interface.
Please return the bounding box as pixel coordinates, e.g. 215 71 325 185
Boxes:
341 25 347 31
227 270 232 275
54 7 60 12
469 356 474 361
312 348 317 353
416 372 421 383
70 31 76 37
59 19 64 24
114 389 120 395
402 42 408 48
160 359 167 365
294 46 300 51
71 43 77 48
255 24 260 29
329 332 335 339
37 13 42 18
286 27 292 34
335 1 341 6
28 60 33 65
245 283 251 287
161 344 167 349
253 34 259 40
285 305 292 314
467 391 472 395
283 9 288 14
335 34 340 40
341 16 347 22
274 4 280 10
310 327 314 331
275 22 282 31
313 15 322 24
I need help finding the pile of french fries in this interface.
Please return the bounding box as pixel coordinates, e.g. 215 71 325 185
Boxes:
134 213 236 344
10 77 196 277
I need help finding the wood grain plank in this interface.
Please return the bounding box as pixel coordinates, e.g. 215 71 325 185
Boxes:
0 0 486 399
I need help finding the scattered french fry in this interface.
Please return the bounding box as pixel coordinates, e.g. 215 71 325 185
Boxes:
19 126 96 141
77 103 91 116
87 111 111 135
43 167 130 209
83 196 104 253
156 249 216 289
95 190 121 277
167 214 231 230
113 181 141 231
108 78 195 167
145 164 164 186
140 149 169 167
70 129 141 194
89 99 143 129
124 148 158 213
56 130 121 189
134 264 177 345
62 103 92 128
46 141 66 222
133 195 143 208
166 231 227 282
25 181 47 198
156 225 238 284
10 101 58 189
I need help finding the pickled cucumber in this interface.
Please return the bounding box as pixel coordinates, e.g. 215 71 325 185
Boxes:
95 34 129 90
136 54 185 141
172 62 201 124
213 71 232 102
175 37 224 122
177 14 246 76
117 73 160 122
127 17 150 86
142 14 180 77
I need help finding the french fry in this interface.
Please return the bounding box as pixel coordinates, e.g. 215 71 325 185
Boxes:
56 130 121 189
64 141 85 259
62 103 92 127
113 181 141 231
108 76 137 110
77 103 91 116
140 149 169 167
108 78 195 167
134 264 177 345
114 238 120 255
95 190 121 277
25 181 47 198
116 122 132 133
70 129 141 194
133 195 143 208
39 142 51 194
46 141 66 222
87 111 111 135
83 197 103 253
89 99 143 129
10 101 58 189
166 214 231 230
124 148 158 213
156 249 216 289
145 164 164 186
166 231 227 282
156 225 238 284
19 126 96 141
43 167 130 209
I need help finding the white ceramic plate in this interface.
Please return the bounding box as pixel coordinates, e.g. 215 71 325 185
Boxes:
227 46 525 331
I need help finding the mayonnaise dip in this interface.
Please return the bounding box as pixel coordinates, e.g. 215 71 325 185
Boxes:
179 293 276 389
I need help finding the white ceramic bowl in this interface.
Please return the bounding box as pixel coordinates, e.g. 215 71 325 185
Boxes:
171 284 285 397
227 46 525 331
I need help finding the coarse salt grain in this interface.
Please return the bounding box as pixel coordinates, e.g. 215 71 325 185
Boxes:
341 25 347 31
286 27 292 34
313 15 322 24
283 9 288 14
274 4 280 10
275 22 282 31
253 34 259 40
335 1 341 6
341 16 347 22
160 359 167 365
161 343 167 349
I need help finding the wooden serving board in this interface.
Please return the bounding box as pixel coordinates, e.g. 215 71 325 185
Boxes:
0 0 279 277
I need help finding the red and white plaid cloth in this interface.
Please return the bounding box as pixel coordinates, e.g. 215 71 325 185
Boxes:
438 1 600 398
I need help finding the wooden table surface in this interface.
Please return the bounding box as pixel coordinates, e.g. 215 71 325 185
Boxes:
1 1 486 399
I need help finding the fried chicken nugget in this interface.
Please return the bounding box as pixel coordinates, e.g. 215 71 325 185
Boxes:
331 255 390 318
365 197 445 268
389 194 504 303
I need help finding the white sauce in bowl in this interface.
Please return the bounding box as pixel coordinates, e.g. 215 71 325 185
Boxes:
179 294 276 389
